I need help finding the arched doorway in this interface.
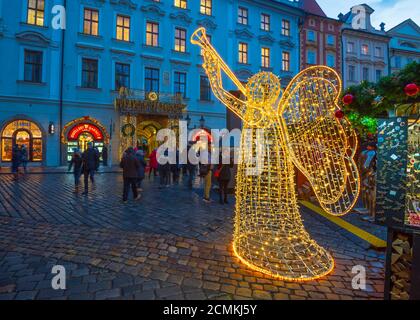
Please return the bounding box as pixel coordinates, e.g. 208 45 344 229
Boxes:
1 120 43 162
61 117 109 163
137 120 164 156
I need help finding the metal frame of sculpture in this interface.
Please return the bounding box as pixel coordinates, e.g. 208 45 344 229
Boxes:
191 27 360 281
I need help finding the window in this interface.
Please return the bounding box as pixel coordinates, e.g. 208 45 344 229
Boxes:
200 75 211 101
238 7 248 25
238 42 248 64
83 8 99 36
82 58 98 88
146 22 159 47
326 54 335 67
174 72 187 98
307 51 316 65
174 0 187 9
362 67 369 81
375 69 382 82
282 52 290 71
261 47 270 68
1 120 43 162
175 27 187 52
145 67 160 93
261 14 270 31
200 0 212 16
27 0 44 26
361 44 369 55
282 20 290 36
348 65 355 81
374 46 382 57
116 15 130 42
307 30 315 42
347 42 354 53
24 50 43 83
115 63 130 90
326 34 335 46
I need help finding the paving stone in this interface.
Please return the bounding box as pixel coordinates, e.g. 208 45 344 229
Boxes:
15 290 38 300
95 288 121 300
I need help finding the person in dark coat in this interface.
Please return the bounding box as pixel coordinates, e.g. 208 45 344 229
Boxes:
186 143 197 189
102 146 108 167
216 155 233 204
171 149 180 185
158 149 171 188
82 142 100 195
120 147 140 202
135 149 147 190
68 148 83 193
20 144 28 174
11 144 21 181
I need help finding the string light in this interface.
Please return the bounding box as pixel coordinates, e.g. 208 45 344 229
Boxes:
192 28 360 281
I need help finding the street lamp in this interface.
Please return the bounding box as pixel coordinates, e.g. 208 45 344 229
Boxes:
199 115 205 128
185 114 192 129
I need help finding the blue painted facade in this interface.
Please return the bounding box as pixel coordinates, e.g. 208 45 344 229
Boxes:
0 0 302 166
387 19 420 74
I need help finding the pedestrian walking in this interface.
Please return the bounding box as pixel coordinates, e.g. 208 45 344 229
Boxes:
120 147 141 202
149 148 158 178
20 144 28 174
135 149 147 191
199 149 212 202
82 142 100 195
102 145 108 167
186 143 197 189
158 149 171 188
11 144 21 181
171 149 180 185
68 148 83 193
215 158 232 205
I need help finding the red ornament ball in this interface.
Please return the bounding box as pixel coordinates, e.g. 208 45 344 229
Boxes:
335 110 344 119
404 83 419 96
342 94 354 105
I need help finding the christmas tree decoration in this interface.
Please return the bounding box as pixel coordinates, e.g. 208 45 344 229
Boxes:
335 110 345 119
342 94 354 105
192 27 360 281
404 83 419 96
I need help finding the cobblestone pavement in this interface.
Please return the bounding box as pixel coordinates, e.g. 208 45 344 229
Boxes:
0 173 385 300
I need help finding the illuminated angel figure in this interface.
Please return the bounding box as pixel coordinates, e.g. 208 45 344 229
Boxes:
192 28 360 281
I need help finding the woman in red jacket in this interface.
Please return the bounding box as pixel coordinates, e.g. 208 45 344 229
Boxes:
149 148 158 178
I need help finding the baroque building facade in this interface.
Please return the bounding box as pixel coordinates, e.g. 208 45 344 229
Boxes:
338 4 390 89
298 0 343 74
0 0 302 166
387 19 420 74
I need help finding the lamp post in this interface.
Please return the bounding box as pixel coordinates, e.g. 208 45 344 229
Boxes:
199 115 205 129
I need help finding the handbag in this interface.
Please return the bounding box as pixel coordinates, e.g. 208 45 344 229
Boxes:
214 165 222 178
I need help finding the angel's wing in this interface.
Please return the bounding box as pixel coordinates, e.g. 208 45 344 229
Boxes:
279 66 360 216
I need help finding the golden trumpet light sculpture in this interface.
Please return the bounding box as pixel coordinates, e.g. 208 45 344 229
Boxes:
191 28 360 281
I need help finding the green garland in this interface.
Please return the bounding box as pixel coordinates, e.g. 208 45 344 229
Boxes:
341 61 420 139
121 123 136 138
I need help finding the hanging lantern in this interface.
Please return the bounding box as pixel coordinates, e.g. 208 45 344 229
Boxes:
335 110 344 119
404 83 419 96
342 94 354 105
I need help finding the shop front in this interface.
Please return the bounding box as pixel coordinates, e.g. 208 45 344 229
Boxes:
61 117 109 163
115 88 185 158
0 119 44 163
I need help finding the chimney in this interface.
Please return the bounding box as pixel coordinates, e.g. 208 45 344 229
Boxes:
338 13 344 21
380 22 385 31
